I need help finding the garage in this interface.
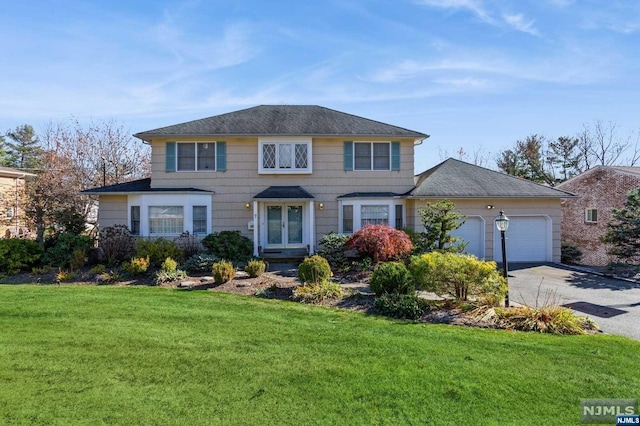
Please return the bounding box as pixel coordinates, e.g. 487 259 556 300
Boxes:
451 217 484 259
494 216 550 262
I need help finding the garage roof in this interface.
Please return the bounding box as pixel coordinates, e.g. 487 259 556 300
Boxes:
407 158 575 198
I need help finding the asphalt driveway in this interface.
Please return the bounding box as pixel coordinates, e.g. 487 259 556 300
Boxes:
508 263 640 340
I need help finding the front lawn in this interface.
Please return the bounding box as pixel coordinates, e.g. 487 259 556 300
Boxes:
1 286 638 425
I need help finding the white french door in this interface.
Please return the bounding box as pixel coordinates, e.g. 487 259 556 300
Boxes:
266 204 304 248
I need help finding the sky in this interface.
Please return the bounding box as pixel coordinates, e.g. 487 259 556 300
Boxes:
1 0 639 173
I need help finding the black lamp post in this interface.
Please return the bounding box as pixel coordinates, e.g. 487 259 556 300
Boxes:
495 210 510 307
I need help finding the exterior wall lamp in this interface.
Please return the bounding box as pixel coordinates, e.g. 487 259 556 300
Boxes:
245 203 251 211
495 210 510 307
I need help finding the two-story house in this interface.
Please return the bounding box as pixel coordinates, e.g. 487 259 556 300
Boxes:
83 105 572 262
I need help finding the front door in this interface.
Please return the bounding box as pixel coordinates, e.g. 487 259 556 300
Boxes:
266 205 304 248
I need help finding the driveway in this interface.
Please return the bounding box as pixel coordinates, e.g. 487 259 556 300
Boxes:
508 263 640 340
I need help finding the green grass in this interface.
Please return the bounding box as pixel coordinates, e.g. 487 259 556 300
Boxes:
0 286 638 425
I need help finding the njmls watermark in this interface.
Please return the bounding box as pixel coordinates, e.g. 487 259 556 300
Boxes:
581 399 638 424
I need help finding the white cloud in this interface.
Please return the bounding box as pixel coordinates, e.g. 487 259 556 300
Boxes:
503 13 540 36
415 0 493 23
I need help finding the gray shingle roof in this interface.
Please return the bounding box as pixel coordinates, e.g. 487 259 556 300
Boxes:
407 158 575 198
253 186 314 199
337 192 401 199
80 178 212 194
134 105 428 140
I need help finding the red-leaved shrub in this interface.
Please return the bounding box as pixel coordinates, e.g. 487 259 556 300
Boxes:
346 225 413 263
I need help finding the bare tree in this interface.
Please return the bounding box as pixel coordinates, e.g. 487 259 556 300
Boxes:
438 145 492 166
577 120 632 170
25 119 150 243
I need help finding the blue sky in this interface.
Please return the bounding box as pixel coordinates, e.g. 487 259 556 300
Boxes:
1 0 639 172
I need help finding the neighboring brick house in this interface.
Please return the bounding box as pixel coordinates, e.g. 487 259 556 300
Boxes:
82 105 572 262
0 166 36 238
557 166 640 266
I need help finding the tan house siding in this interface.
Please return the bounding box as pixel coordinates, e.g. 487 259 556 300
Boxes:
0 175 31 237
558 167 640 266
97 195 128 229
147 136 416 244
409 198 562 262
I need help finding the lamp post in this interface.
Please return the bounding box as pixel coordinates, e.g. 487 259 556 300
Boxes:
495 210 510 307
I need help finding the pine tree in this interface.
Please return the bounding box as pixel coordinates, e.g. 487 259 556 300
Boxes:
601 188 640 263
5 124 42 170
417 200 467 253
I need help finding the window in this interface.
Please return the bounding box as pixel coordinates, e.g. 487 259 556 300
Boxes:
149 206 183 235
339 200 404 234
259 138 312 173
354 142 390 171
585 208 598 223
343 205 353 234
395 205 403 229
5 207 14 219
130 206 140 235
177 142 216 171
193 206 207 234
361 205 389 227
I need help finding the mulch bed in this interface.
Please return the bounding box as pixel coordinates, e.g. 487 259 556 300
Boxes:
0 265 600 334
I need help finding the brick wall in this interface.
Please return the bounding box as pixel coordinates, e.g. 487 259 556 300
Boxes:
558 167 640 266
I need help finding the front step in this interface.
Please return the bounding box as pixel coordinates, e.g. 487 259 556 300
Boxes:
260 248 309 262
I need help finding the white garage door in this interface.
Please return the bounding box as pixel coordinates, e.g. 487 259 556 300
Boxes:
494 216 549 262
451 217 484 258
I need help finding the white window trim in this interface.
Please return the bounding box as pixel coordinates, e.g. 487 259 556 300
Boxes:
175 141 217 172
258 137 312 174
338 199 405 234
585 208 598 223
353 141 391 171
128 194 212 237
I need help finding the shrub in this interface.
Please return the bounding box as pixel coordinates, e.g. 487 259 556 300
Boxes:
136 238 183 266
374 293 428 320
44 232 93 268
318 232 349 270
487 305 599 335
298 255 332 284
409 252 507 302
346 225 413 263
182 254 219 274
174 231 202 259
98 225 136 266
153 269 187 286
201 231 252 262
561 243 583 264
123 257 150 276
293 282 343 303
212 260 236 284
55 269 77 283
69 249 87 271
369 262 414 296
161 257 178 273
0 239 43 274
97 270 121 284
90 264 106 275
245 259 266 278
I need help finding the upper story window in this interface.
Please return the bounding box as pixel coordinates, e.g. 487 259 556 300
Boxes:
585 208 598 223
176 142 216 171
166 141 226 173
344 141 400 171
259 137 312 174
355 142 390 170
